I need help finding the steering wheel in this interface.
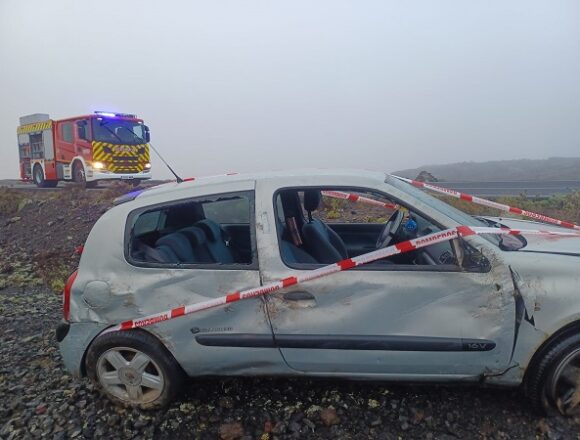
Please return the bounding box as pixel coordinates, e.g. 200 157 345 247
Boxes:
375 210 405 249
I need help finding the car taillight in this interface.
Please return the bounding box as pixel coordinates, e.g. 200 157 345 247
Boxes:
63 270 78 321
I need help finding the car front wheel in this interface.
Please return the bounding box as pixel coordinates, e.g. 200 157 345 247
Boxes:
526 333 580 416
86 330 185 409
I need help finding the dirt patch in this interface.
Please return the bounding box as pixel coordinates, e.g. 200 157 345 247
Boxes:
0 183 138 292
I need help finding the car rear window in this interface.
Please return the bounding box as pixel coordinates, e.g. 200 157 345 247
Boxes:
202 197 250 224
126 191 256 268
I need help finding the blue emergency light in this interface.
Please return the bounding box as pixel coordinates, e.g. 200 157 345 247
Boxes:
94 111 137 118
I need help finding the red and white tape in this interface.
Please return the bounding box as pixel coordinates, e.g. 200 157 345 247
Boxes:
321 190 399 210
106 226 580 333
393 176 580 231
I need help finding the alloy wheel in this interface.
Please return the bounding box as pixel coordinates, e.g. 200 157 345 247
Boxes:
549 347 580 416
96 347 165 404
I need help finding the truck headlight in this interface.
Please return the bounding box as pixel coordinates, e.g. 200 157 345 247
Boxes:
144 163 151 169
93 162 105 170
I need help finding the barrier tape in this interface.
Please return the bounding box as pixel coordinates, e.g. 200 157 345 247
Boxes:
106 226 580 333
393 176 580 231
321 190 399 210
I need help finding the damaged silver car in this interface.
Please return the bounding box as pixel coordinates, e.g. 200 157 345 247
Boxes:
57 170 580 414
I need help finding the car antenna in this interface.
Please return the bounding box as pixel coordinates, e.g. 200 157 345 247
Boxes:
98 119 184 183
148 143 183 183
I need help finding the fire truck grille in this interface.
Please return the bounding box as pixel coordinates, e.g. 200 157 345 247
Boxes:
92 142 150 173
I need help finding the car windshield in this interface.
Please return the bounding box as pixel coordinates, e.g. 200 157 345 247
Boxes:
92 118 146 145
385 175 525 250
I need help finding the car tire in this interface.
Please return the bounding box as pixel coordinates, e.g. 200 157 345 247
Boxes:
525 332 580 417
86 330 185 409
33 164 57 188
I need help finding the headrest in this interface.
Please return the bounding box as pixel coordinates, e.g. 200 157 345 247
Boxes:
303 190 321 212
155 232 193 261
195 219 222 242
178 227 207 247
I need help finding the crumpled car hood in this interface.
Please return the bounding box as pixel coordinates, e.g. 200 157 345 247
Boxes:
484 216 580 256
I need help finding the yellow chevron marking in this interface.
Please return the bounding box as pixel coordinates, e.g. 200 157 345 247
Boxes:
90 141 150 172
17 120 53 134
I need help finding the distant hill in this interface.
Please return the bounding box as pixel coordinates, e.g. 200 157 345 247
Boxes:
393 157 580 181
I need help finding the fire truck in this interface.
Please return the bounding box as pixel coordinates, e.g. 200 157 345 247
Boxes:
17 112 152 188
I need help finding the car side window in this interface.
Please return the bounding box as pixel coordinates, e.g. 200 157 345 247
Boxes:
274 187 459 270
202 197 250 224
127 191 256 268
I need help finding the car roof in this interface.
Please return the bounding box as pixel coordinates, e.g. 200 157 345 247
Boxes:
133 168 388 201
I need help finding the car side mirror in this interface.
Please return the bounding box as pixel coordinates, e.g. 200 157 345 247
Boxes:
461 241 491 272
499 234 527 251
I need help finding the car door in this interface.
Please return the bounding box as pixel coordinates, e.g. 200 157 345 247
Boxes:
117 183 283 376
255 178 517 379
55 120 75 162
75 118 93 162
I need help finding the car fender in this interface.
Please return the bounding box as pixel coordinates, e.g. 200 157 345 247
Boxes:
485 251 580 385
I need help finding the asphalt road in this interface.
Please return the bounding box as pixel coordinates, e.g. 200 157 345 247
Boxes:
0 179 64 190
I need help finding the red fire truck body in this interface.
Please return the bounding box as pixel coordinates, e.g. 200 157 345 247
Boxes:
17 112 152 187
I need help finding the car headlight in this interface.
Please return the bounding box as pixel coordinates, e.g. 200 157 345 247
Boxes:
93 162 105 170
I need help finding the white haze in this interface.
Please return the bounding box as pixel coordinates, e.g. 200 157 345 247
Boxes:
1 0 579 180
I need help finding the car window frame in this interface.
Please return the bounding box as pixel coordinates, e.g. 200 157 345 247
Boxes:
273 185 473 273
124 190 259 270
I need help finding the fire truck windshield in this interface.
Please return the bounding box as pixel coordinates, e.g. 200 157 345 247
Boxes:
92 119 147 145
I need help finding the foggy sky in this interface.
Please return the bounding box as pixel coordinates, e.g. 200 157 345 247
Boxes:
1 0 579 180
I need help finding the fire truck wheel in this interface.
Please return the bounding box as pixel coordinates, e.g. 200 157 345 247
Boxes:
73 162 87 187
33 164 57 188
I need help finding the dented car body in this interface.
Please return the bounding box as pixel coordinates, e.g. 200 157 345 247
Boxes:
57 170 580 413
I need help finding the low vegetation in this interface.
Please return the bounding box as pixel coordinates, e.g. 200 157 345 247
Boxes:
442 191 580 225
395 157 580 181
320 190 580 226
0 189 27 217
1 187 579 294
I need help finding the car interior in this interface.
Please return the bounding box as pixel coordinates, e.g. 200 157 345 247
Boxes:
128 188 460 268
129 193 253 265
275 188 459 267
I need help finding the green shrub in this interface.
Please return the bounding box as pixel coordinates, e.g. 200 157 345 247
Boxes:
0 189 25 217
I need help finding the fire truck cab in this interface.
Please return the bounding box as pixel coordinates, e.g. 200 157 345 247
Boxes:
17 112 152 188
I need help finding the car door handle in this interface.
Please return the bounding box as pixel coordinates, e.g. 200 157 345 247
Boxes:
283 291 315 301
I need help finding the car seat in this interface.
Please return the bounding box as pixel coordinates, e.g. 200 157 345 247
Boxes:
194 219 235 264
301 190 348 263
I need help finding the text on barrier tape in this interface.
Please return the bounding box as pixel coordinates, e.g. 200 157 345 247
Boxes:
393 176 580 231
107 226 580 332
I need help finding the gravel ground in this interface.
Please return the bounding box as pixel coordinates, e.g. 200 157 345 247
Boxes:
1 287 579 440
1 186 580 439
